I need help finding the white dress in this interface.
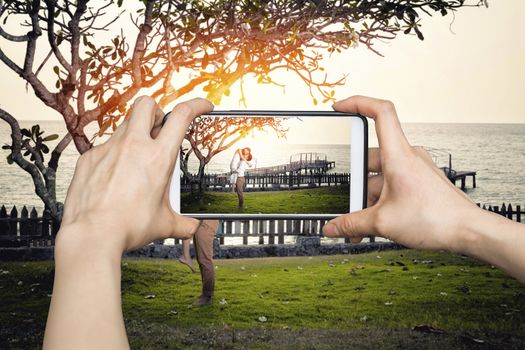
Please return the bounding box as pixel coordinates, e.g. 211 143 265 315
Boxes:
229 151 253 186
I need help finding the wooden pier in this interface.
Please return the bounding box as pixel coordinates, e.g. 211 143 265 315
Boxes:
426 148 477 190
448 170 477 190
183 152 342 192
246 152 335 176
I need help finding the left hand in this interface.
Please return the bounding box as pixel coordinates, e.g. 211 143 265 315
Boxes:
58 96 214 253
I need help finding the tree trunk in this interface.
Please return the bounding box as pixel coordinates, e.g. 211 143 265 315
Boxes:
197 161 206 197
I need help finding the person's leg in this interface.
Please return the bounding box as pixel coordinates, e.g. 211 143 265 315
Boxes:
230 173 237 192
193 220 218 305
236 177 245 208
178 239 195 273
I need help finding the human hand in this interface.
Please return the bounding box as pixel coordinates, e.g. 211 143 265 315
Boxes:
323 96 480 251
58 96 214 253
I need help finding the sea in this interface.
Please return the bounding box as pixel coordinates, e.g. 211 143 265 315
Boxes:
1 121 524 211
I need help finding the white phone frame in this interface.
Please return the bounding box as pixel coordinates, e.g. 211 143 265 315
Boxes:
168 111 367 220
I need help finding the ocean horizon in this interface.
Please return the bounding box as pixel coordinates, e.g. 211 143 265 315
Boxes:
1 121 524 211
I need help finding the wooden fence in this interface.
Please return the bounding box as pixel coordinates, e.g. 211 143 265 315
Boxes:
0 205 57 247
0 202 523 248
182 173 350 192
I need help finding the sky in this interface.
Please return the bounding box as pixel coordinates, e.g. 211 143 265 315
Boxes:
230 116 352 147
0 0 524 124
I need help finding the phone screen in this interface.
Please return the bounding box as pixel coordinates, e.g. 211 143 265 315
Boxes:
174 112 366 218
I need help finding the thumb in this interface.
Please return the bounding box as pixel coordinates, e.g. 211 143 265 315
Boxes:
323 207 376 240
168 214 201 240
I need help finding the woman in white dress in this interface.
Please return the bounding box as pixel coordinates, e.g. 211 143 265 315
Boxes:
230 147 253 208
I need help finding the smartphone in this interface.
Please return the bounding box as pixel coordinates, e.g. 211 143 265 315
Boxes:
165 111 368 219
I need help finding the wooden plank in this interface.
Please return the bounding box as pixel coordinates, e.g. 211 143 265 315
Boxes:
277 220 285 244
9 206 17 236
507 204 514 220
242 220 249 245
0 205 8 236
258 220 265 245
268 220 275 245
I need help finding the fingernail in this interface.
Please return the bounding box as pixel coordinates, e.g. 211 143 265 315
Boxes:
323 222 340 237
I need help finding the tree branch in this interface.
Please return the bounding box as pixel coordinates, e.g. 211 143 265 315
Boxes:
0 108 57 214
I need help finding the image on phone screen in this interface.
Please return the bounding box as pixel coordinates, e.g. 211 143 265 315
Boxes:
171 112 367 218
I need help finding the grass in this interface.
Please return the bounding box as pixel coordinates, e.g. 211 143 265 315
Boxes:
182 184 350 214
1 250 525 349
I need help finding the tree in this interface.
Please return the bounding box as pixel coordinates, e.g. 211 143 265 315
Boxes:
0 0 486 218
182 115 288 194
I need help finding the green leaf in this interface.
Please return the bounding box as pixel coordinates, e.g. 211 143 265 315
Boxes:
53 66 60 75
313 98 318 106
1 144 11 150
43 134 59 142
6 154 13 165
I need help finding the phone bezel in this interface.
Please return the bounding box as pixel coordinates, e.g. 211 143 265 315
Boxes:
168 110 368 220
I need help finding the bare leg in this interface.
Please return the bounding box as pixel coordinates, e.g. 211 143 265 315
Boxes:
178 239 195 273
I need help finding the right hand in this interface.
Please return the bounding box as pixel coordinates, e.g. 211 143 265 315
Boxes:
323 96 480 251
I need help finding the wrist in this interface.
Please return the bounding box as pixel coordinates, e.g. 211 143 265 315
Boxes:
455 206 510 259
55 221 125 262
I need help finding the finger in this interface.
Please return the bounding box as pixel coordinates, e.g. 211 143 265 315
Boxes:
323 206 377 238
171 215 201 240
368 147 381 173
367 174 384 207
111 119 129 140
150 107 167 139
157 98 214 156
333 95 411 158
413 147 473 201
414 146 451 183
126 96 161 136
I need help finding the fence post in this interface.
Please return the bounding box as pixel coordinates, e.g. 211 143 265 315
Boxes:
258 220 265 245
225 220 233 244
0 205 8 236
277 220 284 244
517 205 521 223
9 206 18 236
242 220 249 245
507 203 514 220
42 210 51 244
30 207 38 246
268 220 275 245
20 206 30 237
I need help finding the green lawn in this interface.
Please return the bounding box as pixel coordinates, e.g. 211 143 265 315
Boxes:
1 250 525 349
182 184 350 214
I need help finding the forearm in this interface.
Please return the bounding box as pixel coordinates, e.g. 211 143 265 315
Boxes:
458 208 525 283
43 225 128 350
